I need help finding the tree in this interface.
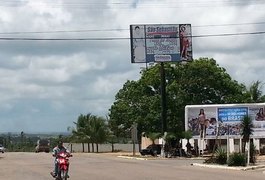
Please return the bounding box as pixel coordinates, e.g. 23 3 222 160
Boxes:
241 116 254 152
20 131 24 148
146 132 161 145
240 116 254 165
109 58 247 139
71 114 91 152
163 132 176 156
89 116 108 153
146 132 161 156
71 114 108 153
107 131 119 152
245 80 265 103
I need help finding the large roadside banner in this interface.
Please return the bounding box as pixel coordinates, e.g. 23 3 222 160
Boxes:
185 103 265 139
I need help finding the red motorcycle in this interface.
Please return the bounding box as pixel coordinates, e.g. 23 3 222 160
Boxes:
54 152 72 180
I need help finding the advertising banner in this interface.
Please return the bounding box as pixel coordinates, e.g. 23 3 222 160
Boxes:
130 24 192 63
185 103 265 139
217 107 248 136
186 106 218 139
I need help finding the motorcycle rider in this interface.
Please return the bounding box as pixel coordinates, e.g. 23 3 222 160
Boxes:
50 140 71 178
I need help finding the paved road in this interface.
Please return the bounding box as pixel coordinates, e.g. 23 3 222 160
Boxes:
0 152 265 180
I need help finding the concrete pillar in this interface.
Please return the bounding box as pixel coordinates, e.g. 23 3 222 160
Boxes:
239 138 242 153
199 139 206 155
190 139 194 148
229 138 234 153
253 138 260 153
182 139 187 151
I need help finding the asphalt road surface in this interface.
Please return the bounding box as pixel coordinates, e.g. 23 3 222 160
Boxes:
0 152 265 180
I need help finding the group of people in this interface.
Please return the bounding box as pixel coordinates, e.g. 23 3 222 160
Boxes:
196 107 265 137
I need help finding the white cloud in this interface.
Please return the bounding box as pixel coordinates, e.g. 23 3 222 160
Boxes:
0 0 265 132
91 69 140 95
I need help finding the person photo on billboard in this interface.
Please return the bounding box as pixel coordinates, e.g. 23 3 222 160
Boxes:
133 26 146 63
179 25 190 61
207 118 217 135
255 107 265 121
198 108 207 138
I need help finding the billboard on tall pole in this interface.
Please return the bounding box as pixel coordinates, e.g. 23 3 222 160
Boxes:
130 24 192 63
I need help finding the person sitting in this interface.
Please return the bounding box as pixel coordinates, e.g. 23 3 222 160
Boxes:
50 140 71 178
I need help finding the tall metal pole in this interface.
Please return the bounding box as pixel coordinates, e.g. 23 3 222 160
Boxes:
227 125 229 164
160 62 167 158
160 62 167 134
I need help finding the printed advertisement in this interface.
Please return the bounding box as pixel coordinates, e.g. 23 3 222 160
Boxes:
217 107 248 136
249 105 265 137
187 107 217 139
186 104 265 139
130 24 192 63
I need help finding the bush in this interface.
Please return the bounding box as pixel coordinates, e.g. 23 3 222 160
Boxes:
215 148 227 165
228 153 246 166
204 156 216 164
204 148 227 164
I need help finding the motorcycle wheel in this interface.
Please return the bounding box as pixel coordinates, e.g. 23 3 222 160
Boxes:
61 169 68 180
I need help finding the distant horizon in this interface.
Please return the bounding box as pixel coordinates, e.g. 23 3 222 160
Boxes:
0 131 71 135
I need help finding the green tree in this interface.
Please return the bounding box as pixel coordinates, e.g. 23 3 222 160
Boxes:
146 132 161 145
89 115 108 153
107 131 119 152
245 80 265 102
163 132 176 155
241 116 254 152
72 114 109 153
109 58 247 139
241 116 254 165
71 114 91 152
146 132 162 156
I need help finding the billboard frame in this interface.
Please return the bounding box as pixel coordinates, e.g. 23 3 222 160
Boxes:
185 103 265 140
130 24 193 64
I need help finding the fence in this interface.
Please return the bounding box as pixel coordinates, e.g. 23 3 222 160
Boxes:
64 143 140 153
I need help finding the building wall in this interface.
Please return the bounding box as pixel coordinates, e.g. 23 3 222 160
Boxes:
141 136 160 149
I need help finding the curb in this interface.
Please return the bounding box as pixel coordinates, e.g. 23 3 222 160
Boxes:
191 163 265 171
117 155 206 161
117 156 149 160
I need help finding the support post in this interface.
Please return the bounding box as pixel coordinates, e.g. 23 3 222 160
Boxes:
160 62 167 157
160 62 167 133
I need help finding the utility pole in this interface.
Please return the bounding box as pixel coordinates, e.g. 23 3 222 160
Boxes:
160 62 167 134
160 62 167 157
131 123 138 156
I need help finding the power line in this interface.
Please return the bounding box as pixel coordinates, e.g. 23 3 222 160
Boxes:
1 22 265 35
193 31 265 38
0 29 126 35
194 22 265 27
0 37 128 41
0 31 265 41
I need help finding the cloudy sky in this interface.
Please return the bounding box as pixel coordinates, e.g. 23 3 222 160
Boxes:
0 0 264 133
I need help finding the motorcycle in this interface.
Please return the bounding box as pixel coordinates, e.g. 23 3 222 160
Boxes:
53 152 72 180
